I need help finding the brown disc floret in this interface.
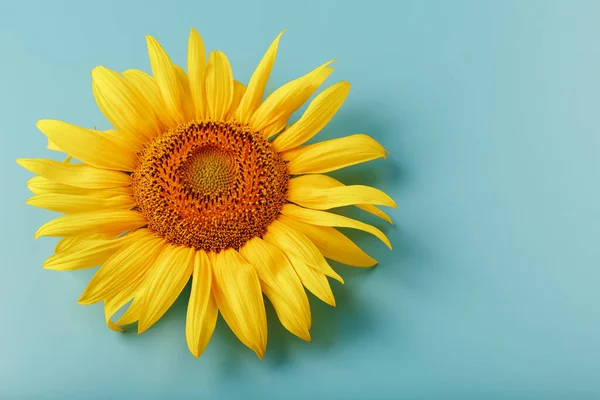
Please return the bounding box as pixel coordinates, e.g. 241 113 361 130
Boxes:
132 121 289 252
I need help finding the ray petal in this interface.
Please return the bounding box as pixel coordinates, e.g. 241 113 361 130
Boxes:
212 248 268 359
37 120 137 171
44 238 128 271
280 204 392 249
146 36 186 124
138 245 194 333
17 158 131 189
122 69 176 130
265 219 343 282
264 220 338 306
287 174 396 210
226 81 246 120
235 31 284 123
34 210 147 239
283 134 387 174
187 28 207 120
278 214 377 267
284 174 393 223
54 232 116 254
205 51 234 120
240 237 311 341
186 250 218 358
249 62 334 137
174 65 195 122
91 66 161 141
26 193 134 214
272 81 350 152
78 230 165 305
103 289 136 332
26 176 133 198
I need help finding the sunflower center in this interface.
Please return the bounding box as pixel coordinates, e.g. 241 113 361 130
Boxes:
181 146 235 196
132 121 289 252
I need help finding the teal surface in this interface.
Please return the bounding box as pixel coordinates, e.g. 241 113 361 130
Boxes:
2 0 600 398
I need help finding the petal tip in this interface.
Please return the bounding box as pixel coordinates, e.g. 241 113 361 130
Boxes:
16 158 31 169
90 65 104 74
332 272 344 284
276 29 287 39
189 346 201 359
298 330 311 342
137 322 149 334
255 349 265 360
78 290 97 306
145 35 159 49
35 119 52 131
108 322 124 332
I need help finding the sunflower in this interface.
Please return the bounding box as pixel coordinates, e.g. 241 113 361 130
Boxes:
17 29 396 359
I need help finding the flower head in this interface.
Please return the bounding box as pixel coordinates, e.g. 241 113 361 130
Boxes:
18 29 396 359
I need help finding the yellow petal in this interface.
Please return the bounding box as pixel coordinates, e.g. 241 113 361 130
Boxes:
78 230 165 305
47 139 61 151
226 80 246 120
240 237 311 341
283 134 387 174
273 81 350 152
258 67 334 140
91 66 161 141
138 245 194 333
234 31 284 123
187 28 207 120
356 204 393 224
212 248 267 359
249 61 334 137
104 264 153 330
174 65 194 122
186 250 218 357
205 51 233 120
103 289 134 332
27 176 88 196
278 214 377 267
54 232 115 254
280 204 392 249
263 220 337 306
27 120 137 171
46 126 141 158
283 174 393 223
26 177 133 199
44 238 127 271
146 36 186 124
122 69 175 130
54 236 80 254
17 158 131 189
115 233 170 326
26 193 134 214
116 295 143 326
265 219 342 282
34 209 147 239
287 174 396 210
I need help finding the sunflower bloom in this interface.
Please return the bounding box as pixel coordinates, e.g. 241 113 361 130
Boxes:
17 29 396 359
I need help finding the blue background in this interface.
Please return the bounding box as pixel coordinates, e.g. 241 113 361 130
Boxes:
2 0 600 398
